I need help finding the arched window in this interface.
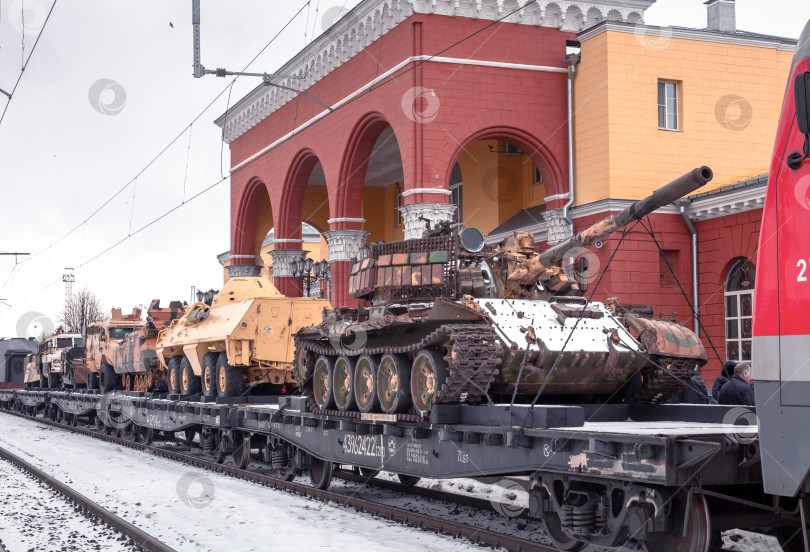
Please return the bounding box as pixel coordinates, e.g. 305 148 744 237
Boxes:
725 259 756 362
449 163 463 223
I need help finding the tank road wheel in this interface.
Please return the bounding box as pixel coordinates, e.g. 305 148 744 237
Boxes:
411 349 448 416
309 456 333 490
642 491 711 552
201 353 218 398
354 354 381 413
87 371 99 390
312 356 336 410
377 354 411 414
167 357 182 395
180 357 201 396
99 363 118 394
397 474 421 487
216 353 244 398
232 431 251 470
333 355 357 412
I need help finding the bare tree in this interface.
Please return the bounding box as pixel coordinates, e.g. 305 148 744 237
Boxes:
58 287 106 334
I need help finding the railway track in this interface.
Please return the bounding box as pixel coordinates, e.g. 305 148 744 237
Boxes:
0 443 175 552
0 407 558 552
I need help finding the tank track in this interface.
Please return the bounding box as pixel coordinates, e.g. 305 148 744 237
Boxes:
630 356 697 405
295 324 502 416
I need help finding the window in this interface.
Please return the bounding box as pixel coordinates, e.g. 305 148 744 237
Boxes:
725 259 756 362
658 80 679 130
449 163 463 223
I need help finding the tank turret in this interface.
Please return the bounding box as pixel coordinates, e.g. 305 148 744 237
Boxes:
298 168 713 417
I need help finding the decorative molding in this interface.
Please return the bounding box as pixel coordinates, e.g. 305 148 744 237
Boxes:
544 192 570 202
327 217 367 224
226 264 263 278
269 249 307 279
215 0 654 146
324 230 371 262
398 202 457 240
270 239 304 243
687 182 766 222
542 207 571 244
402 188 452 197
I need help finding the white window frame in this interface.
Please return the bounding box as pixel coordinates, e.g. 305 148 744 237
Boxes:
658 80 679 131
725 260 755 362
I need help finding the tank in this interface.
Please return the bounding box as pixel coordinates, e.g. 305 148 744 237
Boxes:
155 275 331 398
85 307 146 392
295 167 713 417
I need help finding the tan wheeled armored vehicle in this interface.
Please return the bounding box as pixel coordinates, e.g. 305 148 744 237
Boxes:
85 307 145 392
156 275 330 398
23 333 84 389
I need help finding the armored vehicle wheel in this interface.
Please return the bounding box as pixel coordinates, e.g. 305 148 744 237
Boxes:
99 363 118 394
232 431 251 470
333 355 357 411
313 356 336 410
87 371 99 390
309 456 333 490
377 353 410 414
397 474 420 487
642 491 710 552
167 356 182 394
201 353 218 397
180 357 201 396
354 354 381 413
216 353 244 397
411 349 448 416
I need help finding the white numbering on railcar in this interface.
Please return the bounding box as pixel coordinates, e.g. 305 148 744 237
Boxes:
799 259 808 282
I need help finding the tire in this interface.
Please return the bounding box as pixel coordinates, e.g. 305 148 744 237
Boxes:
87 371 99 390
167 357 182 395
377 354 411 414
312 356 336 410
355 354 381 413
99 363 118 394
410 349 448 416
180 356 201 396
333 355 357 411
201 353 218 398
216 353 244 398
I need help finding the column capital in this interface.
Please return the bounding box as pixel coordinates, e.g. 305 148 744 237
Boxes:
269 249 307 279
324 229 370 262
398 202 457 240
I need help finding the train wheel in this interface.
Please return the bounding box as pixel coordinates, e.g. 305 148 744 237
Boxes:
168 357 182 395
312 356 336 410
99 364 118 394
642 491 711 552
309 456 333 490
775 527 808 552
411 349 448 416
377 354 410 414
201 353 218 398
397 474 421 487
354 354 381 413
232 431 251 470
216 353 244 398
333 355 357 412
359 468 379 479
183 428 197 445
143 427 154 446
180 357 201 396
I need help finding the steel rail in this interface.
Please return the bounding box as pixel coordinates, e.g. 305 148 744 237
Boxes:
0 407 555 552
0 443 176 552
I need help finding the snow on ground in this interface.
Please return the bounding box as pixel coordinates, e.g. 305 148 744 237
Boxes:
724 529 781 552
0 455 139 552
0 413 495 552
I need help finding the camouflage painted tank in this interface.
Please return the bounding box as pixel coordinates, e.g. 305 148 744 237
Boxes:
295 167 713 417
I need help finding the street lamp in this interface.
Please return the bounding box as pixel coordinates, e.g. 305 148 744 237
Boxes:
293 256 330 298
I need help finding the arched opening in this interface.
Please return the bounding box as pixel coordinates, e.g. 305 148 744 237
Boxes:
725 258 756 362
361 125 405 243
450 136 552 240
232 177 274 271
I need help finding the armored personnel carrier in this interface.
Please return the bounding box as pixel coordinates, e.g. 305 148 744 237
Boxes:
156 275 330 398
295 167 713 416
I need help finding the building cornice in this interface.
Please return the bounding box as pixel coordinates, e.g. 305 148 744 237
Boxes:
579 20 798 51
215 0 654 144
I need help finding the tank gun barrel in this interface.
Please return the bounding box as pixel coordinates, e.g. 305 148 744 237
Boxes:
539 166 713 266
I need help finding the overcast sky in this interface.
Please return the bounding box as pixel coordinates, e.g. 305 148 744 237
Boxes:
1 0 808 338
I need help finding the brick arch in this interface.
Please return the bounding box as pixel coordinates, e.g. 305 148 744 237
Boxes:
232 177 274 265
432 111 567 203
335 111 406 227
279 148 331 240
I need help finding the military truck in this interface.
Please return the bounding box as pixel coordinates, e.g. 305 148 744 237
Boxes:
85 307 145 392
23 333 84 388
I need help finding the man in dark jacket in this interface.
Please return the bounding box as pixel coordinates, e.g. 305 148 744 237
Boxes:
680 367 710 404
712 361 736 401
718 362 755 406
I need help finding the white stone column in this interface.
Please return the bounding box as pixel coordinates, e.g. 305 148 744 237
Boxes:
268 249 307 279
542 208 571 245
398 203 457 240
324 230 371 262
